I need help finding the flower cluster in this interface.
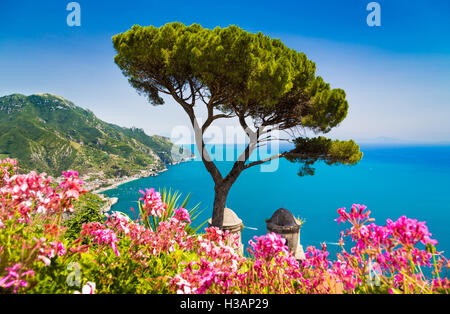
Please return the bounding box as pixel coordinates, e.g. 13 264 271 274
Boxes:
1 159 448 294
0 165 85 225
173 207 191 224
0 159 86 293
0 158 18 184
327 205 446 293
81 222 120 257
59 171 86 202
386 215 438 247
171 227 245 294
335 204 373 226
0 264 35 293
248 232 290 261
139 188 166 218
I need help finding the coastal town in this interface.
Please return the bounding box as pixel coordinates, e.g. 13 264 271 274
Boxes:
82 157 195 213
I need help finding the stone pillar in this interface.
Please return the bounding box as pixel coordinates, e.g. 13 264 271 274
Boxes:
208 207 244 255
266 208 305 260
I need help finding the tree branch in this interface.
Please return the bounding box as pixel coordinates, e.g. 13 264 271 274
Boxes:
202 113 234 133
244 152 285 169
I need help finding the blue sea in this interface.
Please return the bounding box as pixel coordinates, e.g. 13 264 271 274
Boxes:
104 144 450 258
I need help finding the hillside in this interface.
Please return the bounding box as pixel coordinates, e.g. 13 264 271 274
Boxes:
0 93 192 181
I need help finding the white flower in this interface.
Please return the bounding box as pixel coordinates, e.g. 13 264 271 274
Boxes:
36 205 47 214
38 255 51 266
81 281 96 294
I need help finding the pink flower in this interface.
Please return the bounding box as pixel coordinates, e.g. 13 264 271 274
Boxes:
386 216 438 247
105 211 131 235
174 207 191 224
248 232 290 261
335 204 373 226
81 223 120 257
139 188 166 218
37 255 51 266
0 263 35 293
59 170 86 208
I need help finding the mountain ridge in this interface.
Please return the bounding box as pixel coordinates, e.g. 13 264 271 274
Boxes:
0 93 192 182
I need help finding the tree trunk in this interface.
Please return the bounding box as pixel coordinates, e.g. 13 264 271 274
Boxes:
211 182 232 227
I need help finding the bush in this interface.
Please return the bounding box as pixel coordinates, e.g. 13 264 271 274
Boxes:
63 193 105 240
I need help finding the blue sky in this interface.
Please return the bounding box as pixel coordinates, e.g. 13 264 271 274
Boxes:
0 0 449 143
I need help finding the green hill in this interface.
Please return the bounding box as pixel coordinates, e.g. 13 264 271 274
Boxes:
0 93 191 179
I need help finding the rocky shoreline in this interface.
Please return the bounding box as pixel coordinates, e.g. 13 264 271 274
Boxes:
99 196 119 214
87 168 162 195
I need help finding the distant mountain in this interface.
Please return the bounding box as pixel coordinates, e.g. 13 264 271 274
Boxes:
0 93 191 178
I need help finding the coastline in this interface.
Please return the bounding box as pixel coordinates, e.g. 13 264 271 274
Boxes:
89 169 159 195
82 157 194 213
88 156 195 195
99 196 119 214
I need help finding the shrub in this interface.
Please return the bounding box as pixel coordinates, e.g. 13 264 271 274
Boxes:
63 193 105 240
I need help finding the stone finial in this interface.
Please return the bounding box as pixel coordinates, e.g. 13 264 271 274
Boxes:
266 208 305 260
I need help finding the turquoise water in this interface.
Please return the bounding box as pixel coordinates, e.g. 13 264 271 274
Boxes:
104 144 450 257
